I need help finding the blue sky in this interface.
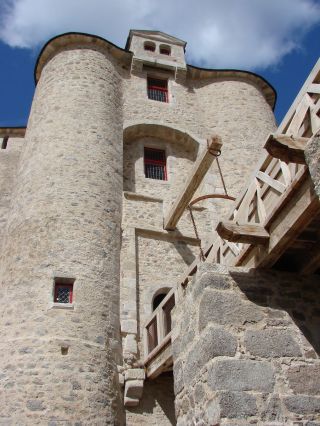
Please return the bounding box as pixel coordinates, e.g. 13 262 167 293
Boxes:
0 0 319 127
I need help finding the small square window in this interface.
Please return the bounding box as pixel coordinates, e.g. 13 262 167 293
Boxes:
147 78 168 103
144 148 167 181
54 278 74 304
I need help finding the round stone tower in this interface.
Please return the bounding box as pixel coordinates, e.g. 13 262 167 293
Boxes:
0 35 130 424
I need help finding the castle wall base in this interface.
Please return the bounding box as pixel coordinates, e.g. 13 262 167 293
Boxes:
172 264 320 425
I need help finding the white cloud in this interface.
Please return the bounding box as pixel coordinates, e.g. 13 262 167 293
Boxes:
0 0 319 70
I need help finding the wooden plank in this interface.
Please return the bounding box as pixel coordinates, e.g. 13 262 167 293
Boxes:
233 166 309 267
0 127 26 137
257 177 320 268
219 238 226 264
256 170 286 194
310 99 320 134
144 334 173 379
278 58 320 134
234 180 256 223
280 161 292 186
224 239 241 256
255 178 267 223
144 332 172 366
265 134 309 164
163 135 222 230
308 83 320 94
286 94 313 136
217 221 269 245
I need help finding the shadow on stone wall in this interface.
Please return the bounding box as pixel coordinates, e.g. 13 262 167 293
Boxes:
230 269 320 356
126 372 176 425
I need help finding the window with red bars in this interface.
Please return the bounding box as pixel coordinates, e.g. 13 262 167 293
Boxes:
144 148 167 181
54 278 74 304
144 41 155 52
147 78 168 103
159 45 171 55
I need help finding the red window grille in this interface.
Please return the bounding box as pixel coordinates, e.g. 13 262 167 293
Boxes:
147 78 168 103
54 280 74 303
144 148 167 181
160 47 170 55
144 42 155 52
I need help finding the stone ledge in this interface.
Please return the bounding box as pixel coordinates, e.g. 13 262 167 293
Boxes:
48 303 75 311
125 368 146 381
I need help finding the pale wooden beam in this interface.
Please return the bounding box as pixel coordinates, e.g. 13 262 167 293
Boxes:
237 172 320 269
264 133 309 164
163 135 222 230
216 221 269 245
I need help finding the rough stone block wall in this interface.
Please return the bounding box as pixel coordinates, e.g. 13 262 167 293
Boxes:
172 264 320 425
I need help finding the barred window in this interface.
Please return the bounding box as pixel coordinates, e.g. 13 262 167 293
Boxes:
159 45 171 55
147 78 168 103
144 148 167 181
54 278 74 304
144 41 156 52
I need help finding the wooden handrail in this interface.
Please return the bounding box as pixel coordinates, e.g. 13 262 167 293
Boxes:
144 289 176 359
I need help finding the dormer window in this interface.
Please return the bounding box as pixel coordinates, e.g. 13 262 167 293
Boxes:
147 77 168 103
144 41 156 52
159 45 171 56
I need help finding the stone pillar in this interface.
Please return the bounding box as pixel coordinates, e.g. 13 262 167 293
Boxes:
172 264 320 425
0 42 124 424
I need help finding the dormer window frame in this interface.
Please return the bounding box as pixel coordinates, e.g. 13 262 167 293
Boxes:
144 41 156 52
159 44 171 56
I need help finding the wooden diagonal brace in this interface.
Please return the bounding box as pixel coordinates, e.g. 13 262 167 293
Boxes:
264 133 309 164
216 221 270 245
163 135 222 231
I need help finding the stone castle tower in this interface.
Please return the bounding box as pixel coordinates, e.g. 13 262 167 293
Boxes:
1 30 319 425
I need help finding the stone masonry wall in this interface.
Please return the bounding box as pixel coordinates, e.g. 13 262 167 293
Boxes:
172 264 320 425
0 46 126 425
0 137 24 246
121 61 276 424
195 78 277 220
124 71 276 224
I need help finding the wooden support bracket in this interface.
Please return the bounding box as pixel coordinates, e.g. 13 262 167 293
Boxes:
264 133 309 164
216 221 270 245
163 135 222 231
